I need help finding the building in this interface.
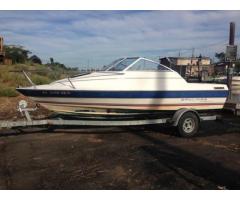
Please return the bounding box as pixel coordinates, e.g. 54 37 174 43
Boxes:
160 56 214 79
0 36 13 65
0 36 5 64
214 62 227 75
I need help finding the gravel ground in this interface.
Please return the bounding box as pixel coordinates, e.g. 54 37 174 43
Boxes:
0 119 239 189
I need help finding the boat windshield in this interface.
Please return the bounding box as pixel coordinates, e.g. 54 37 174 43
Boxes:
102 58 124 71
128 59 170 71
107 58 138 71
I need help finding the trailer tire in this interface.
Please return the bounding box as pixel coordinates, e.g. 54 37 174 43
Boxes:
47 125 56 132
177 112 199 137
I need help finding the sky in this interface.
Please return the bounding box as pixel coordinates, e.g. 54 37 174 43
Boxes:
0 10 240 69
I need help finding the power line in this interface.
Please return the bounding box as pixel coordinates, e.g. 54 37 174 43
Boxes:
160 39 229 58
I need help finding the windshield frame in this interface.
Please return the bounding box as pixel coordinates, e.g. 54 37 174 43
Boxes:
105 57 173 72
103 58 125 71
125 57 173 72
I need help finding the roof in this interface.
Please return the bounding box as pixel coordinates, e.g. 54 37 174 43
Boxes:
215 62 227 66
160 56 211 60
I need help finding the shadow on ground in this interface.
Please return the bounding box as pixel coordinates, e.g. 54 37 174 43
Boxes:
130 131 240 189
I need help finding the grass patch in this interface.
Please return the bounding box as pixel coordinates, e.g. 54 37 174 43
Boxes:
0 86 19 97
0 63 79 97
31 74 51 85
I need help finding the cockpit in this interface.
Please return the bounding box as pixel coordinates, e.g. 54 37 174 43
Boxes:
105 57 171 72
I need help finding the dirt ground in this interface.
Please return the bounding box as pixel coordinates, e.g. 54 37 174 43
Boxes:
0 118 240 189
0 95 50 121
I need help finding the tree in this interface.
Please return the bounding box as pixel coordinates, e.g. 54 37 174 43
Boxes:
29 55 42 64
4 45 31 64
50 57 54 65
46 57 78 71
215 52 225 62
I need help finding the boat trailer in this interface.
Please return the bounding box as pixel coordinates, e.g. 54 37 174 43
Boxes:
0 100 218 137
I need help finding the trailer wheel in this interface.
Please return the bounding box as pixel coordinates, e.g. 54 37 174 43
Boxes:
177 112 199 137
47 125 56 132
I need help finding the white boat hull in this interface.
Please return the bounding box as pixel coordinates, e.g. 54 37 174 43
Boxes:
30 96 226 114
17 71 228 114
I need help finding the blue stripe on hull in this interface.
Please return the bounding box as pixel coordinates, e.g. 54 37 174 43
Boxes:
17 89 229 98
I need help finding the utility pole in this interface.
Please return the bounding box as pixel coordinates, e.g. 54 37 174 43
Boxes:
191 48 195 58
197 54 202 82
229 22 235 45
226 22 237 99
190 48 195 77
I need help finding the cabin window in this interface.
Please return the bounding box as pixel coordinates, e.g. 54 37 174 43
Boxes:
128 59 170 71
103 58 124 71
108 58 138 71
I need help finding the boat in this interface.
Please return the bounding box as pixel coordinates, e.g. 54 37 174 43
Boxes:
16 57 229 115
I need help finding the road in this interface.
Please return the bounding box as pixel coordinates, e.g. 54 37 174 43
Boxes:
0 120 239 189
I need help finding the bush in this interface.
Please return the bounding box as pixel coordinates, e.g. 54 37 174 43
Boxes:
4 45 31 64
31 74 51 85
0 86 19 97
0 63 79 97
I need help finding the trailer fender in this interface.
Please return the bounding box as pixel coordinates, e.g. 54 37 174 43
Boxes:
171 108 200 127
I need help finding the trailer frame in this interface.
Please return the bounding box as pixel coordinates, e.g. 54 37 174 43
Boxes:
0 100 219 137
